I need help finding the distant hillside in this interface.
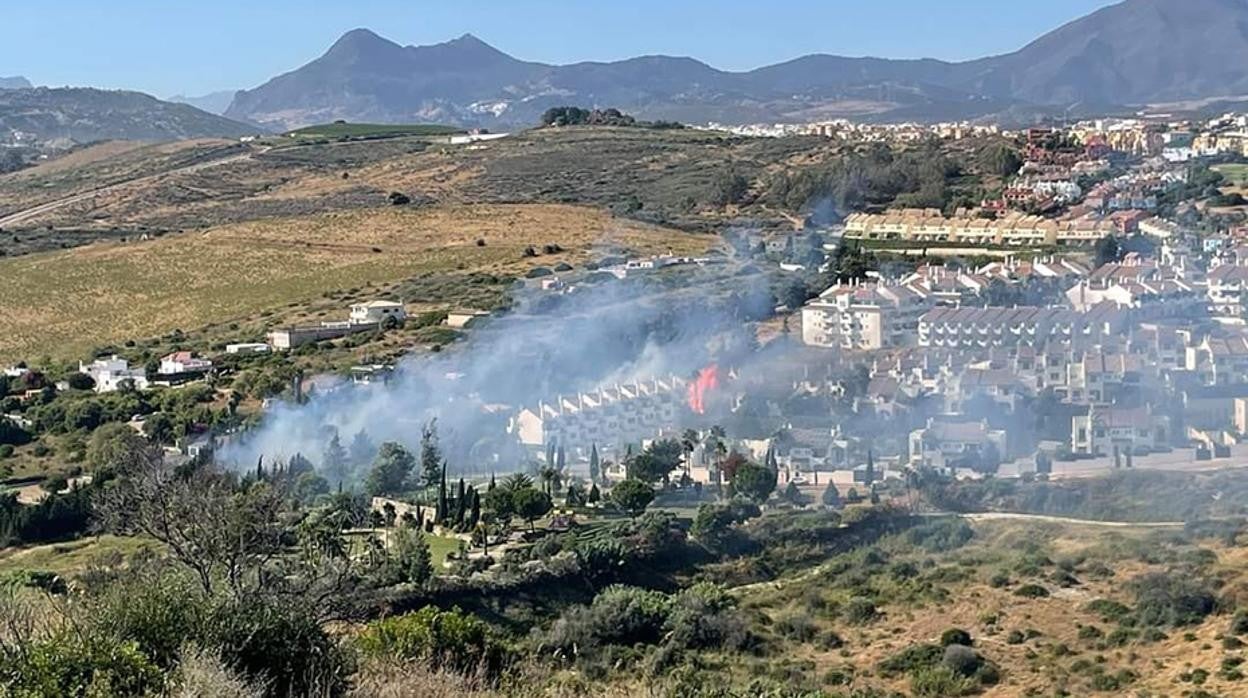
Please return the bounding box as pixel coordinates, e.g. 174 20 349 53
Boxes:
0 76 32 90
226 0 1248 129
0 87 256 143
168 90 238 115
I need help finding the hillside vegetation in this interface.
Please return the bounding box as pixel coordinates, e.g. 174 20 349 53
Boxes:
0 204 710 362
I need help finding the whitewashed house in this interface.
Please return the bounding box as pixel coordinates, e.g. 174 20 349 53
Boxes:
79 356 149 393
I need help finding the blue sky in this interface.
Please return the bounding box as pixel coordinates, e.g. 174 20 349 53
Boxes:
3 0 1115 98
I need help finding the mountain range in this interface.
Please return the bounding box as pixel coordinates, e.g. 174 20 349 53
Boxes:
0 76 32 90
168 90 238 115
225 0 1248 130
0 87 255 144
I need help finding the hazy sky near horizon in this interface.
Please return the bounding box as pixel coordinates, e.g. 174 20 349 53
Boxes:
4 0 1115 98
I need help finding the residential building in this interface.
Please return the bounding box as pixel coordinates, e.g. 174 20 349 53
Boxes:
446 309 491 329
79 355 149 393
801 282 932 350
1071 406 1169 456
510 375 688 453
225 343 271 355
909 416 1007 470
918 305 1126 349
349 300 407 325
158 351 213 375
842 210 1114 247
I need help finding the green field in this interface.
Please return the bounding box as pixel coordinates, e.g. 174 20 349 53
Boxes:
286 122 465 139
1215 163 1248 186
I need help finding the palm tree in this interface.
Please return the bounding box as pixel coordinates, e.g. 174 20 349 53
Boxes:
500 472 534 494
538 465 559 497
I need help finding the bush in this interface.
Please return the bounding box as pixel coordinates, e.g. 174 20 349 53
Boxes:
910 666 976 697
843 596 879 625
941 644 982 677
357 606 507 677
1128 571 1217 627
878 643 944 677
940 628 973 647
1013 584 1050 598
1084 598 1132 623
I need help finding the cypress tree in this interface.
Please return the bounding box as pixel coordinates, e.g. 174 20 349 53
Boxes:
589 444 601 484
436 466 448 524
455 478 467 525
469 488 481 526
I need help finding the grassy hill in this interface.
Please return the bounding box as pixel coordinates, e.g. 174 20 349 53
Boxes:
0 204 712 362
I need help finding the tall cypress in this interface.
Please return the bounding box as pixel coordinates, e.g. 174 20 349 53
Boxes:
437 465 448 524
469 488 481 526
589 444 600 484
455 478 467 525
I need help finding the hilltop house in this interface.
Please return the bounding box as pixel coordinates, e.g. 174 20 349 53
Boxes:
79 356 148 393
158 351 213 375
349 300 406 325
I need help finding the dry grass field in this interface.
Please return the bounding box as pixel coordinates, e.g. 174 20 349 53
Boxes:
0 203 713 362
727 516 1248 697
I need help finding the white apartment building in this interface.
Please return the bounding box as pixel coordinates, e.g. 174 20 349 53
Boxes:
79 356 149 393
510 375 688 453
801 282 931 351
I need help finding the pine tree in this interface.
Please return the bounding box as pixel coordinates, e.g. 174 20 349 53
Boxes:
349 429 376 467
322 430 348 489
420 421 444 489
589 444 601 484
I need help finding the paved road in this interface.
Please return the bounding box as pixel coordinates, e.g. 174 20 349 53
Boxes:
0 148 256 229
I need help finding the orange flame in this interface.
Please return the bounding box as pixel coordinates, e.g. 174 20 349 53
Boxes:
687 364 719 414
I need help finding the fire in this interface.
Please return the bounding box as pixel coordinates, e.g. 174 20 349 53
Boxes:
687 364 719 414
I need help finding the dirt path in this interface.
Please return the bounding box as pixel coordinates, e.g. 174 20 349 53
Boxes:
0 148 260 229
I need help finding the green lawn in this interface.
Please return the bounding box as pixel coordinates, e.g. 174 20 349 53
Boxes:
1214 163 1248 185
286 122 464 139
0 535 160 577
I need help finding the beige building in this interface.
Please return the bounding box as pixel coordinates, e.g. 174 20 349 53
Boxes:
843 210 1113 247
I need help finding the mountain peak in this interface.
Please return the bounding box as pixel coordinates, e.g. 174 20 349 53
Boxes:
323 28 402 61
0 76 32 90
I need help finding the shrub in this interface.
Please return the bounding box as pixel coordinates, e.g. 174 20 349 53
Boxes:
910 666 976 697
940 628 973 647
1005 629 1026 645
1 635 163 697
878 643 944 677
1230 609 1248 635
843 596 879 625
941 644 982 677
357 606 507 677
1084 598 1132 623
1128 571 1217 627
1013 584 1049 598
